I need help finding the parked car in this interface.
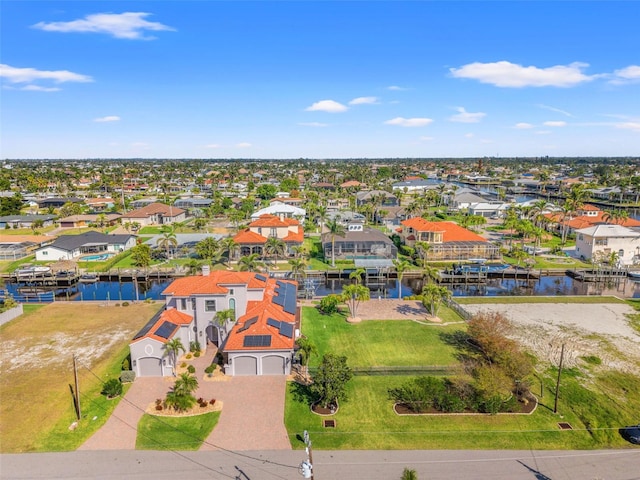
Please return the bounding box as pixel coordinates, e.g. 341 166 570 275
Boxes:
619 424 640 445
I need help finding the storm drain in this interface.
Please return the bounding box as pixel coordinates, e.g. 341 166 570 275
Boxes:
323 419 336 428
558 422 573 430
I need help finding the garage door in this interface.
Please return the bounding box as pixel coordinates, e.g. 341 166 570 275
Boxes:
262 355 285 375
139 357 163 377
234 356 258 375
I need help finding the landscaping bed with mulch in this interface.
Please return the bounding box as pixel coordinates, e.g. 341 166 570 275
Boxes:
393 394 538 416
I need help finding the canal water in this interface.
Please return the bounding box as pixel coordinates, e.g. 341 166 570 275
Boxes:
6 274 640 302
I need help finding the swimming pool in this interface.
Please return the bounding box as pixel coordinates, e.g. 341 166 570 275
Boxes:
82 253 115 261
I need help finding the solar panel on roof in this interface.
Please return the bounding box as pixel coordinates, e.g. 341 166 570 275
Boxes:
279 322 294 338
267 318 281 329
133 312 163 340
243 335 272 347
237 316 258 333
155 321 178 339
255 274 267 282
283 284 297 314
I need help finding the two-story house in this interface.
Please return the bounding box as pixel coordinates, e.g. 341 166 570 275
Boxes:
575 224 640 265
129 267 298 377
120 202 186 227
399 217 500 261
233 214 304 258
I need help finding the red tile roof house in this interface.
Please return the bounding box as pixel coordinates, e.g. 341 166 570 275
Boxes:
399 217 500 261
543 204 640 237
129 267 298 377
119 202 186 227
232 214 304 259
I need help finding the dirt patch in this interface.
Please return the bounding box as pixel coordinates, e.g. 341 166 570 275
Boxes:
462 303 640 371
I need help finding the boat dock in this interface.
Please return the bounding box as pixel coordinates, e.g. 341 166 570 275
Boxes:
566 268 628 282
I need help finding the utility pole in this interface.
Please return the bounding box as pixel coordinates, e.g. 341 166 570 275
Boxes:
299 430 314 479
73 354 81 420
553 343 565 414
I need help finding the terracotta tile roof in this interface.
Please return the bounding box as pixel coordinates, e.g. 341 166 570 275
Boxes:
121 202 185 219
340 180 362 188
283 229 304 243
131 308 193 344
224 278 297 352
233 229 268 244
249 214 297 228
581 204 600 211
401 218 487 242
162 271 266 296
544 211 640 229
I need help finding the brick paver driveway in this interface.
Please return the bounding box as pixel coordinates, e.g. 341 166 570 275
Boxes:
80 356 290 451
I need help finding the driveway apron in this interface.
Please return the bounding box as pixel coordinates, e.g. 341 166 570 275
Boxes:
79 351 290 452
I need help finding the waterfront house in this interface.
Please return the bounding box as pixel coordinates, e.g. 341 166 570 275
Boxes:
34 231 136 261
233 214 304 258
399 217 500 261
130 268 298 377
575 224 640 266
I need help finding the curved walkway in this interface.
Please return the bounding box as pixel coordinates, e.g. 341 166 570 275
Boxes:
80 348 290 451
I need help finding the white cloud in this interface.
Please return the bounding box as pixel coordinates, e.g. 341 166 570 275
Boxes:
94 115 120 122
450 61 594 87
236 142 252 148
205 144 221 149
384 117 433 127
387 85 407 91
514 122 534 129
348 96 379 105
0 64 93 84
305 100 348 113
610 65 640 84
21 85 61 92
298 122 328 127
32 12 175 40
616 122 640 133
537 104 573 117
543 121 567 127
449 107 486 123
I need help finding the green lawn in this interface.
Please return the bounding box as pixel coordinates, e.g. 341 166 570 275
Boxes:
136 411 220 450
285 370 640 450
301 307 464 367
455 296 626 305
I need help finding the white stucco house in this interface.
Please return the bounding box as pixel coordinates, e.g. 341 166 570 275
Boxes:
250 202 306 221
575 224 640 266
130 267 298 377
34 231 136 261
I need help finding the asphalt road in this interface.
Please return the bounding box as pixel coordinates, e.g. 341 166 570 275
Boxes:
1 449 639 480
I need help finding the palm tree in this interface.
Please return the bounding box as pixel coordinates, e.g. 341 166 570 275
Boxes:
157 227 178 260
414 241 432 266
393 259 411 299
421 283 451 318
349 267 366 285
214 308 235 344
422 264 440 284
238 253 264 272
341 284 370 320
163 338 185 376
264 237 286 268
288 257 307 281
296 336 318 378
325 217 346 267
173 372 199 397
220 237 238 268
401 468 418 480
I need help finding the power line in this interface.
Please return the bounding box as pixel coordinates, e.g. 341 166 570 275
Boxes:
79 363 296 479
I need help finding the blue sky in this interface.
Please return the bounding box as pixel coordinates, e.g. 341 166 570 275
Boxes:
1 1 639 159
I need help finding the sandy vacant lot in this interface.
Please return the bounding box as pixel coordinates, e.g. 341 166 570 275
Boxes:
0 302 162 453
462 303 640 371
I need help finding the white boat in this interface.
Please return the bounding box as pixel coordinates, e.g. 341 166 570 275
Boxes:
628 271 640 280
13 266 52 277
